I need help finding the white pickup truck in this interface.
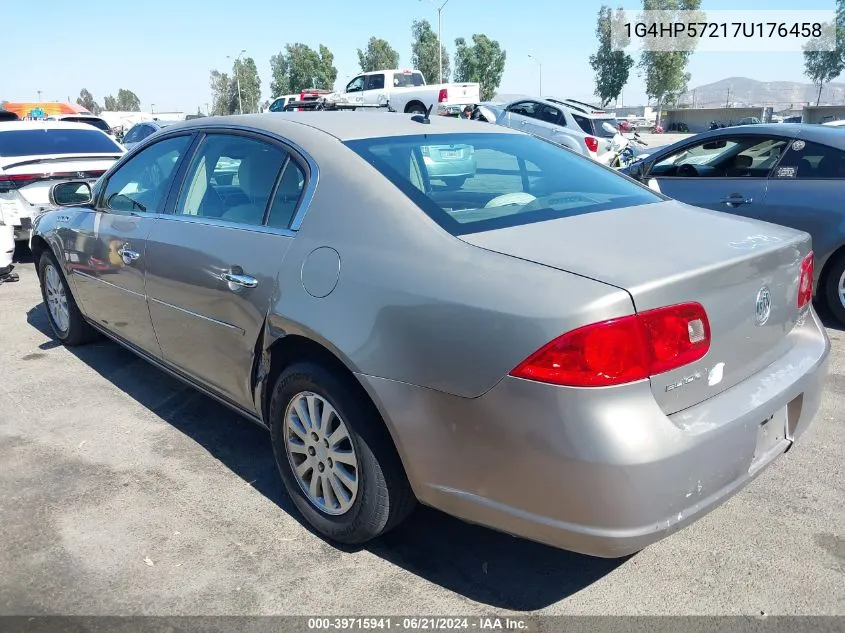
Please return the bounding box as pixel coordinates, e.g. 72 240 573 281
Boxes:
341 69 480 115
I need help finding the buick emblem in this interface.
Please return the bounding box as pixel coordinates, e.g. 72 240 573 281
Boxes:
755 286 772 326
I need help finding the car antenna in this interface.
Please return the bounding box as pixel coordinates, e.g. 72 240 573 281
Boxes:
411 104 433 125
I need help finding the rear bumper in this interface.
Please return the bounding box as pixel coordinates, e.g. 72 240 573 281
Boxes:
424 157 477 179
360 308 830 558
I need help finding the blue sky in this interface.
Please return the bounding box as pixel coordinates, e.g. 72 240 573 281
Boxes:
3 0 836 112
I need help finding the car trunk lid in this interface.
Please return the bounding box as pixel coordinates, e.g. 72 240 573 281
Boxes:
0 155 117 206
459 200 811 415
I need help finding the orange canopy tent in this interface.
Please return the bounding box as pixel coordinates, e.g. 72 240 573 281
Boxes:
3 102 90 119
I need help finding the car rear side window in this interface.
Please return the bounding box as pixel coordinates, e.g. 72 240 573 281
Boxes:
266 160 306 229
174 133 287 226
345 132 661 236
572 114 593 134
774 140 845 180
0 129 122 157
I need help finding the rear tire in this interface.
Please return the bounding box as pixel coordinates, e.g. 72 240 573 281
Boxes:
823 251 845 325
37 250 99 346
406 102 426 115
269 362 415 544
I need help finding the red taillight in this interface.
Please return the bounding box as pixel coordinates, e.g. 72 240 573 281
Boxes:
510 303 711 387
798 251 814 308
438 88 448 102
584 136 599 153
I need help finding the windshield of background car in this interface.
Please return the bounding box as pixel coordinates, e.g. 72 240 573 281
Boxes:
0 129 122 157
345 133 662 236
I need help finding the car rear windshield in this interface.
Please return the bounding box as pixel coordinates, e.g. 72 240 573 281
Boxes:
393 72 425 87
344 132 661 236
0 129 122 158
593 118 620 138
63 117 112 132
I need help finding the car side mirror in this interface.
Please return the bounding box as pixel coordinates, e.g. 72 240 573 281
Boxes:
50 181 92 207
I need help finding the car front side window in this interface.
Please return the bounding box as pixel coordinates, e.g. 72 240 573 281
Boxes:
651 136 787 178
346 77 365 93
100 135 192 214
174 133 287 226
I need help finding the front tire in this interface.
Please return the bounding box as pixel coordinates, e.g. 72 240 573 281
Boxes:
38 251 99 346
823 251 845 325
269 362 415 544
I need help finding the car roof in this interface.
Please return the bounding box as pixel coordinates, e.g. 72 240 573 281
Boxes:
51 113 104 119
164 112 521 141
700 123 845 148
0 120 107 132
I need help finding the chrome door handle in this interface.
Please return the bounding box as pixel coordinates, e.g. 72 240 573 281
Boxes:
223 271 258 289
117 246 140 264
720 196 753 206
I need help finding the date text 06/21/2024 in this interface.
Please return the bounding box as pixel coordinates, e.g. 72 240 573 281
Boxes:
306 617 530 631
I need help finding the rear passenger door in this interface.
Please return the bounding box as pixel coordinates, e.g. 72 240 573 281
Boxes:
524 103 565 141
363 73 388 106
143 130 308 410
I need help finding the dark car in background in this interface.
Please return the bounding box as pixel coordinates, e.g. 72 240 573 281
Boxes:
122 120 180 150
622 123 845 323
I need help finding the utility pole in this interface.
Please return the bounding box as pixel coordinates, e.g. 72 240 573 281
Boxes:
227 49 247 114
528 55 542 96
726 87 731 109
420 0 451 84
37 90 42 101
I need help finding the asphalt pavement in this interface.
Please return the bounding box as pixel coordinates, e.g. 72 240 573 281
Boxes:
0 255 843 616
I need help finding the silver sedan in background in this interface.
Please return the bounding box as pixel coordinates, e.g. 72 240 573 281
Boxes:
32 113 829 557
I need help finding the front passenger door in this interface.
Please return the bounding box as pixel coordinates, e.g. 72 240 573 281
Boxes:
68 134 193 354
646 135 788 220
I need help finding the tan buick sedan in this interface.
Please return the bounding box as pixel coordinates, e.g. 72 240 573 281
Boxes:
31 113 829 557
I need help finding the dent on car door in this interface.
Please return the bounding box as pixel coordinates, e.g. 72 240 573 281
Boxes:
144 131 307 410
68 134 193 354
646 134 788 218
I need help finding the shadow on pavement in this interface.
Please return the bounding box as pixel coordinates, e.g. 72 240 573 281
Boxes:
25 302 627 610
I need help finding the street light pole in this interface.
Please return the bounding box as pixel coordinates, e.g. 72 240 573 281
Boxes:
151 103 155 114
37 90 42 102
420 0 450 84
227 49 247 114
528 55 542 96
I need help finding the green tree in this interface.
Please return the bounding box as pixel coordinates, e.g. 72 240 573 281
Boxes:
803 0 845 105
637 0 702 124
411 19 450 84
116 89 141 111
269 44 338 95
76 89 102 115
103 95 117 111
228 56 261 113
209 70 231 115
589 6 634 107
357 37 400 72
453 34 506 101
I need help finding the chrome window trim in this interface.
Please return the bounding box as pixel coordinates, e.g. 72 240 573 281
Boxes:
149 297 244 333
154 212 296 237
73 270 145 298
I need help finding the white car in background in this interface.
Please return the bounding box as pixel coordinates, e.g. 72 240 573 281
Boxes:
0 121 124 243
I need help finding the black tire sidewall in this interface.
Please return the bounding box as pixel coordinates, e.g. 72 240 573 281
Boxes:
268 363 392 543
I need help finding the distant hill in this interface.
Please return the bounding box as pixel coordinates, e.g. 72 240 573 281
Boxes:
680 77 845 109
